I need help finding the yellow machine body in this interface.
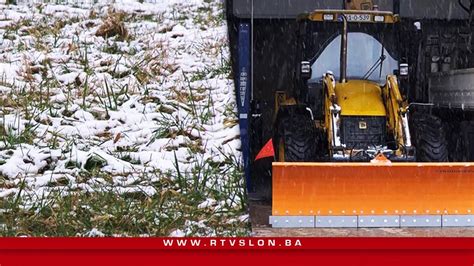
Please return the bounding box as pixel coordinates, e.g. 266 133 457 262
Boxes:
345 0 374 11
335 80 386 116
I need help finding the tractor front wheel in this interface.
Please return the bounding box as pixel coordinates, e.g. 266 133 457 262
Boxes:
275 107 317 162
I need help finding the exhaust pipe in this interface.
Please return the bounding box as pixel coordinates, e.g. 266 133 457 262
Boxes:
340 14 348 83
393 0 400 15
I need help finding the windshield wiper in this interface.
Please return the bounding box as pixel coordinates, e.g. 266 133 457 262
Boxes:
362 44 386 80
458 0 470 13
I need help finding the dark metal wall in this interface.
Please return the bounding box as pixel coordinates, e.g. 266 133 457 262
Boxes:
227 1 299 144
226 15 298 192
230 19 300 157
232 0 343 18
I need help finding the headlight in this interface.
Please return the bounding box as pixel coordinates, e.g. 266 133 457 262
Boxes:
374 15 385 22
323 14 334 21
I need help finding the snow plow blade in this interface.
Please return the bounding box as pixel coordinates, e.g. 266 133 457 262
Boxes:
270 162 474 228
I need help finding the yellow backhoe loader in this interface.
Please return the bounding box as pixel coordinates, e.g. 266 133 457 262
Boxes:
266 2 474 228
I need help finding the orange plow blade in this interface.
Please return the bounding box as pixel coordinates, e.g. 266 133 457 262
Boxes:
271 162 474 228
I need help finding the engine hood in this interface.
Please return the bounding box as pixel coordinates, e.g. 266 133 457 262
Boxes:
335 80 386 116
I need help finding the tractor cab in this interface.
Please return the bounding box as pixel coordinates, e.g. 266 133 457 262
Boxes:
286 8 414 162
306 20 399 85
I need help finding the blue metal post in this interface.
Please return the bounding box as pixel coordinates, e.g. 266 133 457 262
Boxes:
237 23 252 192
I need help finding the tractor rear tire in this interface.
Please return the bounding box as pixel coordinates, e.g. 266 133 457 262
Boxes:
411 113 449 162
275 107 317 162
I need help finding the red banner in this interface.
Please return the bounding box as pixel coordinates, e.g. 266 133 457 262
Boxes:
0 238 473 265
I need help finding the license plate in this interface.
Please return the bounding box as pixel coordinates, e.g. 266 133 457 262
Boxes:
345 14 371 22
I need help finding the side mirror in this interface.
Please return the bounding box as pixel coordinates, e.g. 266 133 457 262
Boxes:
300 61 312 80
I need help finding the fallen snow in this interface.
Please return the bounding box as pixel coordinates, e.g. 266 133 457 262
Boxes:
0 0 245 236
85 228 106 237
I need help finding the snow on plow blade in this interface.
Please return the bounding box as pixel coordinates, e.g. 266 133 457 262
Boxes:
270 162 474 228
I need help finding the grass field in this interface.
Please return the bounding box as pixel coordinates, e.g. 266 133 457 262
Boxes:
0 0 249 236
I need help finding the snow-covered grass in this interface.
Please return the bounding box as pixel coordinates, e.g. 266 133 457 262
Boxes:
0 0 249 236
